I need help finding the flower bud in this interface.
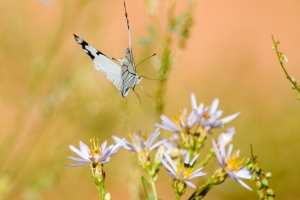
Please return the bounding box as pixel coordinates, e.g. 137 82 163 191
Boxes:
266 188 275 196
256 181 263 189
262 178 269 187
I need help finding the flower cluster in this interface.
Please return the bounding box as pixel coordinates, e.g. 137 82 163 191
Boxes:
67 92 255 199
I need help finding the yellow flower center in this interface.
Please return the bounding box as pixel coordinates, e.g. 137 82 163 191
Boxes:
129 132 148 149
225 151 245 171
201 112 211 121
176 163 193 179
172 112 183 128
89 138 102 157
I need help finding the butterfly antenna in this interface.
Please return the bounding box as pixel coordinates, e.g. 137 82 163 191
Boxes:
136 53 156 68
140 75 160 81
124 0 132 50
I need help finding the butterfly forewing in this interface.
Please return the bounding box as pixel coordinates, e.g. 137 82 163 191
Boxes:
74 34 122 91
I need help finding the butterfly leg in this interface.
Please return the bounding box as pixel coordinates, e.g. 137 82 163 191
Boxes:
139 84 151 97
132 86 141 105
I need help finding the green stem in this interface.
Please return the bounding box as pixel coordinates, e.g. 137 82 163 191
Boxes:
195 149 215 168
189 168 227 200
176 194 182 200
97 182 105 200
271 35 300 93
149 177 158 200
188 180 213 200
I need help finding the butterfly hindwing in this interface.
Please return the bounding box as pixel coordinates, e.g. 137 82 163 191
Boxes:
74 34 122 91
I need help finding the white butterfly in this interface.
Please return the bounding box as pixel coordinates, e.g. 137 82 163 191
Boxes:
74 2 142 98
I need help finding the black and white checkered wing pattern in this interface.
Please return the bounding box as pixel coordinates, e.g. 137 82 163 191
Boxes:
74 34 122 91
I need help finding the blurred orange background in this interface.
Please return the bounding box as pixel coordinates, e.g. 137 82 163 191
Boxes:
0 0 299 199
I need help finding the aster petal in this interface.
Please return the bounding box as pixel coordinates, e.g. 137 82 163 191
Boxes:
191 167 203 175
164 153 178 172
210 121 223 129
101 141 107 151
98 151 111 162
226 144 233 159
121 140 137 151
112 136 122 142
190 154 199 166
209 98 219 114
132 136 142 151
184 153 190 163
227 170 252 191
185 180 196 188
178 170 184 179
113 136 133 151
123 143 136 151
149 138 169 151
109 139 124 156
212 139 223 167
80 143 91 158
191 92 197 109
167 171 177 179
69 145 89 159
160 158 176 175
219 137 225 160
65 162 90 167
215 110 223 118
146 128 160 148
139 137 146 149
188 171 206 179
196 103 204 114
235 167 252 179
100 157 110 164
236 178 253 191
67 156 90 163
156 115 181 132
79 141 90 156
220 112 241 124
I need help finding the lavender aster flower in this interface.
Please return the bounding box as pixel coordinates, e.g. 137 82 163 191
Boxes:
212 137 252 190
160 152 206 188
67 138 124 167
113 128 168 165
155 108 197 133
191 93 241 132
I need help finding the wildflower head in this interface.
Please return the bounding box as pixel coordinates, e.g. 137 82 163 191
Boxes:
155 108 197 134
212 138 252 190
160 152 206 192
67 138 124 185
191 93 240 132
113 128 168 167
67 138 124 168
